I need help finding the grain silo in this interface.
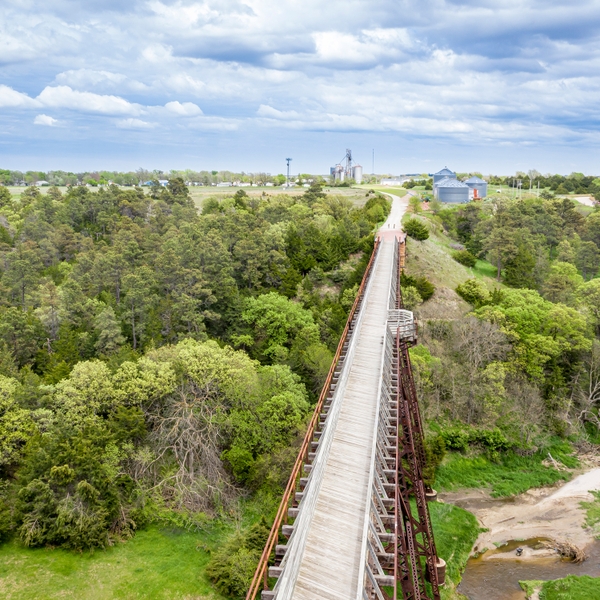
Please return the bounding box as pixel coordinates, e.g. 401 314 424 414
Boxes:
464 176 487 199
433 167 456 185
352 165 363 184
434 178 469 203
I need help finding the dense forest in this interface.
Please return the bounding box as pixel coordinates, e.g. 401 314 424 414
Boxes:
0 180 390 561
2 176 600 597
404 196 600 470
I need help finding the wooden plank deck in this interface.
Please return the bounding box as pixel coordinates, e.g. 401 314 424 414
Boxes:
273 194 407 600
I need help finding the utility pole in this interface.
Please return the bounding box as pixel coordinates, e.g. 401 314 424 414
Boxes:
286 158 292 188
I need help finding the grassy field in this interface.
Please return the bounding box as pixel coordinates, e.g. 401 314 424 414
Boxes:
435 441 576 498
521 576 600 599
0 499 480 600
429 502 481 599
369 186 408 198
0 525 228 600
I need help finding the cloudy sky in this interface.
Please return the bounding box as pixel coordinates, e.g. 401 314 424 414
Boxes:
1 0 599 174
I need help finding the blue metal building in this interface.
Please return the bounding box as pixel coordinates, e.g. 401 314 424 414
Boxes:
432 167 456 185
464 176 488 199
434 177 469 203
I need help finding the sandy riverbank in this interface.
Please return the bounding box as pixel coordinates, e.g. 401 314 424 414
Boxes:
441 467 600 554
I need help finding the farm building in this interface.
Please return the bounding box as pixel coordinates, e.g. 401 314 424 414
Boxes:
434 177 469 203
464 176 487 199
432 167 456 185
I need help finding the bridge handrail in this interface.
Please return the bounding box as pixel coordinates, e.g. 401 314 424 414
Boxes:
246 237 382 600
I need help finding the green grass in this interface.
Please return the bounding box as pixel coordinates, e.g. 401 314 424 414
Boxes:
372 186 408 197
436 445 575 498
582 491 600 539
520 575 600 599
472 259 497 279
429 502 481 599
0 525 228 599
520 580 545 597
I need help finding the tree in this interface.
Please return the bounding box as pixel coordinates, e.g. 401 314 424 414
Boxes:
452 249 477 268
94 306 125 355
0 308 46 368
583 212 600 247
121 267 156 350
4 242 43 308
34 281 62 341
456 279 491 307
408 196 422 214
502 229 537 289
401 286 423 310
242 292 319 361
576 241 600 280
542 262 584 305
0 375 34 470
574 340 600 432
404 218 429 241
578 279 600 336
0 186 13 208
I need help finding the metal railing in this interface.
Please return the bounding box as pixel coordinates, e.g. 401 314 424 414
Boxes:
246 238 382 600
362 235 439 600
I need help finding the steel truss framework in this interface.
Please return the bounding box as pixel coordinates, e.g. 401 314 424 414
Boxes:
363 238 440 600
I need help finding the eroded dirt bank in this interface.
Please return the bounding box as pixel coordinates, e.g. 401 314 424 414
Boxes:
441 467 600 552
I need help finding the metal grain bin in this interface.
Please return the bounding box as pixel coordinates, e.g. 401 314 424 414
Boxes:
432 167 456 185
434 178 469 203
464 176 488 199
352 165 363 184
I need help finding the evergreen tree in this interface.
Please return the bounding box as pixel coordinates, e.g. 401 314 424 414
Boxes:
94 306 125 355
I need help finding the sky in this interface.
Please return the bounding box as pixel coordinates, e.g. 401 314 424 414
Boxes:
1 0 599 175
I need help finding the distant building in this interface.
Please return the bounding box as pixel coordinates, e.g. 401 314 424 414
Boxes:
380 178 409 186
434 177 469 203
216 182 233 187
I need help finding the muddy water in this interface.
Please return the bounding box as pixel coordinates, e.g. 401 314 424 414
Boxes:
458 538 600 599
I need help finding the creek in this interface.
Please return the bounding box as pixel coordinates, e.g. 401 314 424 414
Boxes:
457 538 600 599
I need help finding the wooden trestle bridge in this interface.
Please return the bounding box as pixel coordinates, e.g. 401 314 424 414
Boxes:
247 195 444 600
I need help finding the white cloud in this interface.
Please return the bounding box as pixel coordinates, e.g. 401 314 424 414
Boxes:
1 0 600 171
164 100 203 116
256 104 300 119
37 86 142 116
116 118 155 129
34 114 58 126
0 84 39 108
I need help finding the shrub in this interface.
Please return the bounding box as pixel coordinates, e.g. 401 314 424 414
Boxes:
401 272 435 301
455 278 490 307
404 218 429 241
423 434 446 487
440 428 470 452
401 286 423 311
440 426 510 453
206 517 270 598
452 249 477 268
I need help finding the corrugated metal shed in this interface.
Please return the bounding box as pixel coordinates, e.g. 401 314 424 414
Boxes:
433 167 456 184
464 176 488 198
434 177 469 203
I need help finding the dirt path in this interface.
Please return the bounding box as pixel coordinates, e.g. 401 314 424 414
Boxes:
441 468 600 555
572 195 598 207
